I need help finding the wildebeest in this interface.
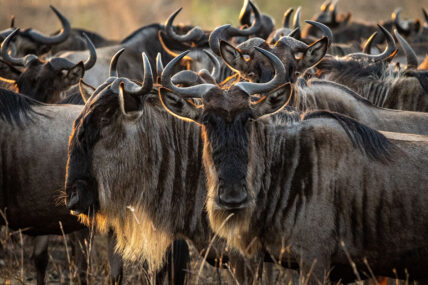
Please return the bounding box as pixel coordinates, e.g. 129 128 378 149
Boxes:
0 5 116 57
292 78 428 135
0 88 87 283
302 1 419 43
0 85 189 284
168 56 428 136
0 5 70 57
316 52 428 112
64 49 287 284
0 29 97 103
160 48 428 283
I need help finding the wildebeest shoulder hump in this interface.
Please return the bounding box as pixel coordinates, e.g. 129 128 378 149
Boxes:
303 110 396 162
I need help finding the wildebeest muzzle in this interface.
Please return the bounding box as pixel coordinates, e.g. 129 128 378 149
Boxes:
66 179 98 215
217 179 249 210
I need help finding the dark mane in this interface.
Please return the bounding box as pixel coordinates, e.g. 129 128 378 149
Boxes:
404 70 428 95
0 88 43 126
120 23 163 44
303 110 395 162
309 79 378 107
317 56 391 79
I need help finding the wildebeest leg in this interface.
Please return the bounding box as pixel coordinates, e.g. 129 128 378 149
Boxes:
33 235 49 285
108 229 123 285
155 239 189 285
70 228 90 285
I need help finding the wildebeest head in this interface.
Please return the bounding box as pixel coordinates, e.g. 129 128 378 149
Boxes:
0 5 71 57
217 33 328 83
65 49 153 220
392 8 421 38
0 29 96 103
239 0 275 40
305 0 351 37
268 7 301 43
160 48 289 239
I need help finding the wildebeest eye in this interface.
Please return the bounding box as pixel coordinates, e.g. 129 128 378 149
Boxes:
100 117 110 125
243 54 251 62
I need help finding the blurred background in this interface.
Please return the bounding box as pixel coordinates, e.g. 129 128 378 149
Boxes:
0 0 426 41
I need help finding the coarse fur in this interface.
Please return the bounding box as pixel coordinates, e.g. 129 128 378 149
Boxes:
66 84 211 270
0 89 84 234
316 56 428 111
163 79 428 282
0 88 43 126
290 78 428 135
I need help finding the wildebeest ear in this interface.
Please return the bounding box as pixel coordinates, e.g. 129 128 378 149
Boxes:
158 88 202 124
251 83 292 118
79 79 95 103
219 40 244 72
298 37 328 70
65 61 85 85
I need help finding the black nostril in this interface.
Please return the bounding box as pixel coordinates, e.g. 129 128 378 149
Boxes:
218 184 248 208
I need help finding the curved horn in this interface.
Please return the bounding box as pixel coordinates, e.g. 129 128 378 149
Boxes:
165 8 205 44
161 50 216 98
320 0 331 12
423 8 428 23
239 0 252 26
293 7 301 29
282 8 294 28
305 20 333 45
330 0 338 23
81 33 97 70
394 29 418 69
209 24 231 56
130 52 154 96
209 1 261 57
111 53 153 97
203 49 221 82
49 33 96 72
109 48 125 77
362 31 377 54
348 25 396 62
1 29 37 66
27 5 71 45
156 52 164 79
235 47 286 95
10 16 15 28
392 8 409 34
291 6 301 39
228 1 262 36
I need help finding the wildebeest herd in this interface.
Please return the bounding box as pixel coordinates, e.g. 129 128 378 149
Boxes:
1 0 428 284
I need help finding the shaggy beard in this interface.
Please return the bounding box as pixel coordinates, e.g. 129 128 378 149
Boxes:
105 206 173 271
206 198 261 257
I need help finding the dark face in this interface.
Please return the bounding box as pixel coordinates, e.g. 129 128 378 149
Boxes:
16 59 84 103
65 84 118 214
201 96 253 210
